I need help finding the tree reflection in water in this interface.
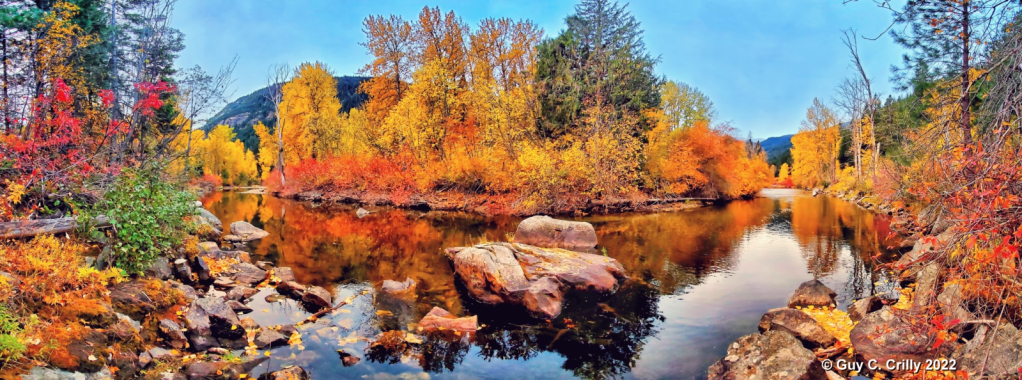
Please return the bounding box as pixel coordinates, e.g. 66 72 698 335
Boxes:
202 189 898 379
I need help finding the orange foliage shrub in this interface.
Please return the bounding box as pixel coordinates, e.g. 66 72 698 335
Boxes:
646 121 772 199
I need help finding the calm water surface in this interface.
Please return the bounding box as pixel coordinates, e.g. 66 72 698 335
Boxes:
201 188 901 380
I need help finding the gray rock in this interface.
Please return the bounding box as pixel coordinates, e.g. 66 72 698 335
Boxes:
230 263 267 285
193 297 243 339
147 347 174 361
225 286 257 302
196 207 222 231
262 366 310 380
138 351 152 368
707 330 825 380
196 241 219 254
144 257 173 280
174 259 194 283
356 208 370 218
953 323 1022 376
272 267 295 283
787 279 837 309
157 319 188 349
229 221 269 242
758 308 837 349
187 333 219 352
226 300 252 314
847 296 884 323
912 262 940 309
254 328 288 348
514 215 598 250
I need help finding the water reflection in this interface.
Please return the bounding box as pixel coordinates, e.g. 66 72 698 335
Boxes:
202 188 897 379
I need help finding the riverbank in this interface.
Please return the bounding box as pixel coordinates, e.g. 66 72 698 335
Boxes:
275 188 711 216
707 189 995 379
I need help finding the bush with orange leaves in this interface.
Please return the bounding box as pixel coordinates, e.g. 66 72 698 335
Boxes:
646 120 772 200
0 235 125 372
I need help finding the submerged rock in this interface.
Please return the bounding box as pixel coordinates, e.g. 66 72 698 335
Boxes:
417 307 477 332
356 208 370 218
513 215 598 250
758 308 836 349
787 279 837 309
444 242 625 318
707 330 825 380
381 277 416 296
229 221 268 242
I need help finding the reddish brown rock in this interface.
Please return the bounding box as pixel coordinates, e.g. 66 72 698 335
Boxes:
514 215 598 250
276 281 307 298
231 263 267 285
302 286 332 310
444 242 625 318
850 306 951 371
417 307 477 332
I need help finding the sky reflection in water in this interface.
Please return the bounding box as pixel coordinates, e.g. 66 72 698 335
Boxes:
201 188 899 379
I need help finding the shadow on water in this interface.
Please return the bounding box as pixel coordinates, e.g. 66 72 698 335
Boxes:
202 188 899 379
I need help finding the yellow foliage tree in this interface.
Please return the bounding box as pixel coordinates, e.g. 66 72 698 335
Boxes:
791 98 841 188
279 62 343 163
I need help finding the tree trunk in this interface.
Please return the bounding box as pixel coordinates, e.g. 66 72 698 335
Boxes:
960 2 972 145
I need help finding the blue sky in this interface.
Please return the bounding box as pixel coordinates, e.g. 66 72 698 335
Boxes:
171 0 905 139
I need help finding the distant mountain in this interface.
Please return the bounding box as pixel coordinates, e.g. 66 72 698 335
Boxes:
760 134 793 159
203 76 371 153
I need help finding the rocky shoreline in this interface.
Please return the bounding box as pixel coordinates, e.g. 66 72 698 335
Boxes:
707 189 1008 379
9 201 635 379
274 188 708 216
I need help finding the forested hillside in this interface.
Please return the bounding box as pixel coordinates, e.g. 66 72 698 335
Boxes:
203 76 370 152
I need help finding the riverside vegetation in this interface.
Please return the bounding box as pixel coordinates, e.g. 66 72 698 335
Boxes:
2 0 1022 379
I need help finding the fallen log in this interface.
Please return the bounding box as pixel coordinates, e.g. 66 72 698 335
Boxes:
0 215 110 239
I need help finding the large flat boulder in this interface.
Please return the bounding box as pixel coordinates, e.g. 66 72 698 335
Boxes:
229 221 268 242
514 215 598 250
707 330 825 380
444 242 625 318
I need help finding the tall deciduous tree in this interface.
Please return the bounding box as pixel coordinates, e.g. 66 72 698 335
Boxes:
791 98 841 188
660 80 716 130
359 14 414 135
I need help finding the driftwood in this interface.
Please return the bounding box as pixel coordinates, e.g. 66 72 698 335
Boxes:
0 215 110 239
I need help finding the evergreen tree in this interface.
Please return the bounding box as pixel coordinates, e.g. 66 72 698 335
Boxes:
535 0 662 139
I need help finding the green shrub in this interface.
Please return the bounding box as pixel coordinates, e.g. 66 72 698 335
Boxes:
0 303 25 365
87 163 196 274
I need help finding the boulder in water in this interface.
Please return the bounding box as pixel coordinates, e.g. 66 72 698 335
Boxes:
444 242 625 318
514 215 597 250
229 221 268 242
787 279 836 308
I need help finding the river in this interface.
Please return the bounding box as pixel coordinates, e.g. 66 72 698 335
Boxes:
200 188 901 379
